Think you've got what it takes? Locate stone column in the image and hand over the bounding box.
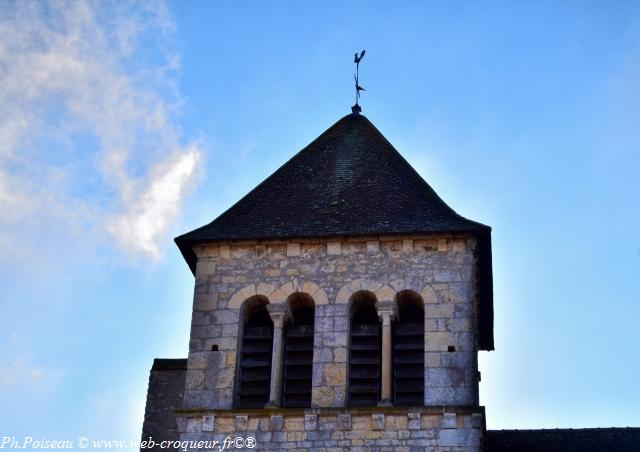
[375,300,397,407]
[266,303,291,408]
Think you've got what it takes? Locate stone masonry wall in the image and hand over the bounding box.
[141,359,187,449]
[183,234,479,411]
[176,407,484,451]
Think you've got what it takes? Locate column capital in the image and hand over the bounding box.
[375,300,397,325]
[267,303,292,328]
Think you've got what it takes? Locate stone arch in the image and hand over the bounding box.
[228,283,276,309]
[228,280,329,309]
[389,278,424,298]
[239,294,272,326]
[394,289,425,308]
[274,280,328,305]
[336,279,395,304]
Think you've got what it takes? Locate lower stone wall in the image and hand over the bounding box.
[141,359,188,450]
[175,407,485,451]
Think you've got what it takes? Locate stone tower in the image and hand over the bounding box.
[142,110,494,451]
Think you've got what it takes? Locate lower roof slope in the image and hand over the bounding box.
[176,112,494,349]
[487,428,640,452]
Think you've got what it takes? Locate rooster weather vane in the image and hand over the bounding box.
[352,49,366,113]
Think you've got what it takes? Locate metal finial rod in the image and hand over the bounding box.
[353,49,366,109]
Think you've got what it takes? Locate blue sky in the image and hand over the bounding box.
[1,0,639,445]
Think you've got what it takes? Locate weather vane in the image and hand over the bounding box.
[352,49,366,113]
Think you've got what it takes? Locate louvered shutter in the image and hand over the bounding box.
[236,325,273,408]
[348,323,381,406]
[393,322,424,405]
[282,324,313,407]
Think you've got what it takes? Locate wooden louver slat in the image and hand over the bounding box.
[349,323,381,406]
[236,325,273,408]
[282,324,313,407]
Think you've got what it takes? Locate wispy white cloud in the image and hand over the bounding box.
[0,0,202,260]
[107,146,201,258]
[0,334,63,393]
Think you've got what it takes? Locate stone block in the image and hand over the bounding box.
[426,331,456,351]
[221,323,239,337]
[286,242,301,256]
[186,417,201,433]
[333,347,347,362]
[333,316,348,332]
[185,369,207,390]
[312,386,334,407]
[437,429,480,447]
[338,414,352,430]
[425,319,438,332]
[225,351,236,367]
[386,415,407,430]
[235,415,248,431]
[187,351,211,370]
[313,347,333,363]
[351,415,370,431]
[372,414,385,430]
[442,413,457,429]
[318,416,338,431]
[214,310,238,325]
[316,316,333,332]
[255,431,271,442]
[426,367,465,387]
[333,386,346,405]
[324,304,347,317]
[202,415,215,432]
[193,293,217,311]
[323,332,348,347]
[440,351,474,369]
[287,431,305,442]
[304,414,318,430]
[407,413,421,430]
[327,242,342,255]
[425,352,441,367]
[283,416,304,431]
[375,285,395,302]
[214,416,234,433]
[447,317,472,332]
[269,415,283,431]
[425,304,454,319]
[271,431,286,442]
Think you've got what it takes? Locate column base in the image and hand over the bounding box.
[265,401,281,408]
[377,399,393,407]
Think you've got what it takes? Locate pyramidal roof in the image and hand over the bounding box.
[176,112,494,349]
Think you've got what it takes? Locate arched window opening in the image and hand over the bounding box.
[282,293,315,408]
[236,296,273,408]
[393,290,424,406]
[348,291,381,407]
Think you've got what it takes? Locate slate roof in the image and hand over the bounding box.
[151,358,188,371]
[175,111,494,349]
[487,428,640,452]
